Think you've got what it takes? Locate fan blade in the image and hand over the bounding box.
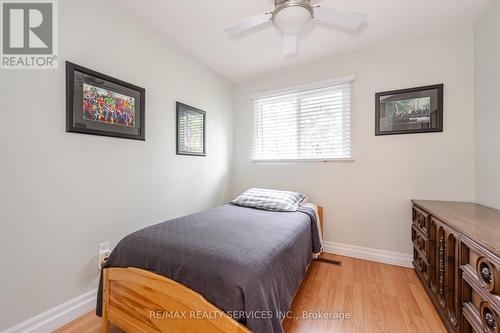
[224,12,272,36]
[314,6,366,30]
[283,33,297,56]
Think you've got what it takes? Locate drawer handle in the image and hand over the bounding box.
[480,302,498,333]
[419,215,425,228]
[415,255,423,270]
[413,209,427,231]
[486,312,495,330]
[481,265,492,284]
[477,257,498,294]
[414,235,422,250]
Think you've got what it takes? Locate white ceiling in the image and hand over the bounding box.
[114,0,492,83]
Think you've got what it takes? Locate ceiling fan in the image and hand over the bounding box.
[224,0,366,56]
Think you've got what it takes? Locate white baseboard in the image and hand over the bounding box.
[2,289,97,333]
[323,241,413,268]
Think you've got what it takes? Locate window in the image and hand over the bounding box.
[252,78,353,161]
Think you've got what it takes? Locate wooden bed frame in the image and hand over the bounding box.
[102,206,323,333]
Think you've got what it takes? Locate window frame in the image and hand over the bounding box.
[251,76,355,163]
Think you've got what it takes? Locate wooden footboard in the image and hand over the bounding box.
[102,268,251,333]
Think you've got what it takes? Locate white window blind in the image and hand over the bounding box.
[253,79,353,161]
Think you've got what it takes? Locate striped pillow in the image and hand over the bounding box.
[231,188,306,212]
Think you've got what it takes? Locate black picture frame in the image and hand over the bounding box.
[66,61,146,140]
[176,102,206,156]
[375,84,443,136]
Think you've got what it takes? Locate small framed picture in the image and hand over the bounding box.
[375,84,443,136]
[176,102,206,156]
[66,62,145,140]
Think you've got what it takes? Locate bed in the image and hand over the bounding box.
[97,203,323,333]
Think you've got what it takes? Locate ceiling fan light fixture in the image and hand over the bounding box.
[224,0,366,57]
[272,1,313,33]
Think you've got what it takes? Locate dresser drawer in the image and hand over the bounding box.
[413,205,430,236]
[414,247,430,282]
[412,224,430,260]
[461,237,500,300]
[462,302,487,333]
[462,270,500,333]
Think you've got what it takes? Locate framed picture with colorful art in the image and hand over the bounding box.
[176,102,206,156]
[66,62,145,140]
[375,84,443,136]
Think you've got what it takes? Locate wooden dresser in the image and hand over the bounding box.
[411,200,500,333]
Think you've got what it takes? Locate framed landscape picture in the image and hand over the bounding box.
[176,102,206,156]
[375,84,443,136]
[66,62,145,140]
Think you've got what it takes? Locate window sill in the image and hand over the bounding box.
[251,158,354,163]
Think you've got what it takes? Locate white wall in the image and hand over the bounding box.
[233,29,475,255]
[475,0,500,210]
[0,0,233,330]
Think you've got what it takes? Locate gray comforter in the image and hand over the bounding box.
[96,204,321,333]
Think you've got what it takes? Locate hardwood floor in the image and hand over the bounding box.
[55,254,446,333]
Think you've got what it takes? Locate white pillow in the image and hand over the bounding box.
[231,188,306,212]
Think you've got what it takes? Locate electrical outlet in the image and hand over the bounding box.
[98,242,112,270]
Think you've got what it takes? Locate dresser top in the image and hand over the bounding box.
[412,200,500,255]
